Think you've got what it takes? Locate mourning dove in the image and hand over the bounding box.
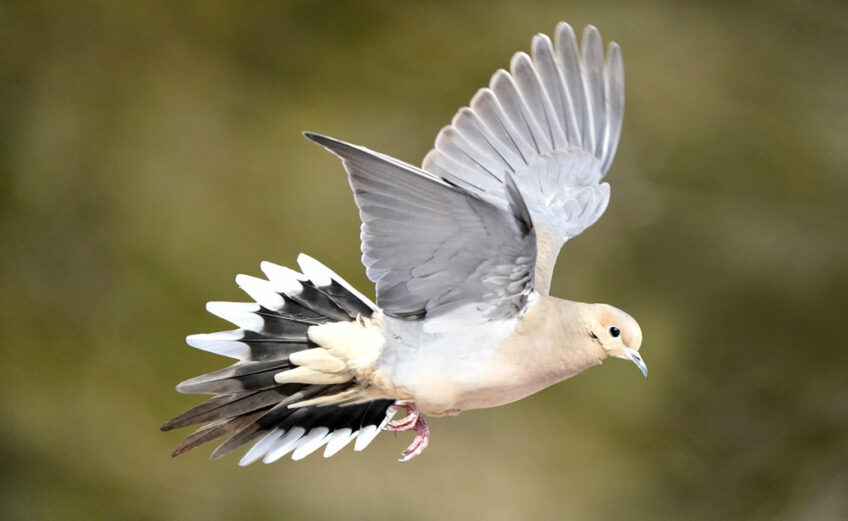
[162,21,646,464]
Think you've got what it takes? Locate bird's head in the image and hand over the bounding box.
[588,303,646,377]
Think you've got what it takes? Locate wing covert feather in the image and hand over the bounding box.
[305,133,535,321]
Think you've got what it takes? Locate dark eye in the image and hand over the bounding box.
[609,326,621,338]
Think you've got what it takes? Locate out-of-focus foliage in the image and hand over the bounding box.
[1,1,846,520]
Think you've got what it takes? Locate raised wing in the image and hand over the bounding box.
[421,23,624,293]
[305,133,535,322]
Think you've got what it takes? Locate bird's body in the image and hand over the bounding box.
[163,21,647,464]
[308,294,610,417]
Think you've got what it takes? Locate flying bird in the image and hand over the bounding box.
[162,21,646,464]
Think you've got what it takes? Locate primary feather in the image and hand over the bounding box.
[422,23,624,292]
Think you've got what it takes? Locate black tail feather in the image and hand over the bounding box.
[161,389,289,431]
[171,411,267,457]
[175,359,295,395]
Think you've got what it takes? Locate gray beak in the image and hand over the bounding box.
[625,348,648,377]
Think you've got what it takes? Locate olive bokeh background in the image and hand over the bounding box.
[2,1,846,520]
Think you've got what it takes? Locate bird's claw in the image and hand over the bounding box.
[383,404,430,462]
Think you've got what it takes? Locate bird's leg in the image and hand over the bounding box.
[383,403,430,462]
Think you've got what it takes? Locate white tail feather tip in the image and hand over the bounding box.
[205,302,264,331]
[296,253,333,287]
[260,261,305,296]
[239,429,284,466]
[323,428,354,458]
[235,274,285,310]
[186,333,250,360]
[263,427,306,463]
[291,428,331,461]
[354,425,380,451]
[296,254,377,310]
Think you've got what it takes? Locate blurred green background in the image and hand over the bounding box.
[2,1,846,520]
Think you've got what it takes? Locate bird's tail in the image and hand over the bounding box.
[161,254,394,464]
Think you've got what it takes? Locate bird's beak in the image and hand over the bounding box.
[625,348,648,377]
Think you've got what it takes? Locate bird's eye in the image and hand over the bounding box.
[609,326,621,338]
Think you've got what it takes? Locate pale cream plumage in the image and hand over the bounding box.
[278,293,644,417]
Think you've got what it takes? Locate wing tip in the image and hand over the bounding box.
[303,131,349,154]
[489,68,511,89]
[531,33,555,59]
[509,51,533,71]
[302,131,327,144]
[606,41,624,72]
[583,24,601,40]
[469,87,494,107]
[555,20,574,34]
[555,21,578,47]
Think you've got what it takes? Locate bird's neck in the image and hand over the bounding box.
[503,294,607,382]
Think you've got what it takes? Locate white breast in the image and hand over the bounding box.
[374,313,523,415]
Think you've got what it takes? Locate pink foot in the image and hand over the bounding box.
[385,404,420,432]
[384,403,430,462]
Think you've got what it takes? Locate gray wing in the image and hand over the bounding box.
[305,133,536,321]
[421,23,624,293]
